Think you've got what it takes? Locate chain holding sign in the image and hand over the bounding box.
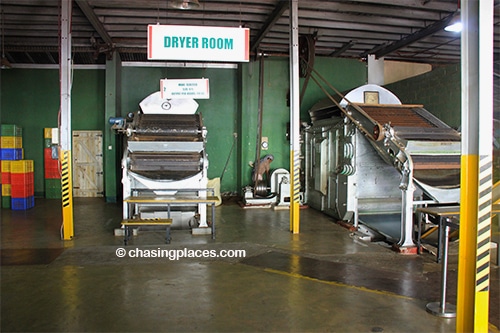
[160,78,210,99]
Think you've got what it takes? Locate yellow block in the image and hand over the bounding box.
[2,184,11,196]
[0,136,22,148]
[10,160,34,173]
[43,128,52,139]
[1,160,11,173]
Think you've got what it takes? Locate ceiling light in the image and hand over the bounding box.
[445,15,462,32]
[444,7,461,33]
[170,0,200,10]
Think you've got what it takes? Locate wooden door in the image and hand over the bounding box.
[72,131,103,197]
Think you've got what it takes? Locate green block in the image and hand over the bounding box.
[0,124,22,137]
[44,138,52,148]
[2,196,11,208]
[45,179,62,199]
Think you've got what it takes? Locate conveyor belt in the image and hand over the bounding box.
[349,104,461,188]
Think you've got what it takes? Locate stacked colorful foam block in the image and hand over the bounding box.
[44,128,61,199]
[0,124,23,161]
[0,124,35,210]
[1,160,11,208]
[11,160,35,210]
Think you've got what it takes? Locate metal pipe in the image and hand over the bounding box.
[425,217,456,318]
[254,55,265,190]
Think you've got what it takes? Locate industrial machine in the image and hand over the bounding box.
[242,167,291,208]
[305,84,461,251]
[111,91,210,232]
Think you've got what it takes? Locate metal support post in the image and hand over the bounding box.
[60,0,73,240]
[456,1,494,331]
[289,0,300,234]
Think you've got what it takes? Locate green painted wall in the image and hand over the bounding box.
[385,64,461,129]
[239,56,366,189]
[0,68,105,196]
[1,57,366,198]
[300,57,368,115]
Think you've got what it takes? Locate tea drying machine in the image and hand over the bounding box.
[111,92,210,233]
[305,84,461,252]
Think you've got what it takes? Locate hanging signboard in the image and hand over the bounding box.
[160,78,210,99]
[148,25,250,62]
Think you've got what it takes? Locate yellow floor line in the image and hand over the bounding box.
[262,267,500,332]
[263,267,413,300]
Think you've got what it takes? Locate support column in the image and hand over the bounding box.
[59,0,73,240]
[456,1,494,332]
[289,0,300,234]
[104,52,121,203]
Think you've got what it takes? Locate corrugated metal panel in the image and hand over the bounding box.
[2,0,498,66]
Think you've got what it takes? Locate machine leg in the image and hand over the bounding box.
[211,204,216,239]
[166,226,171,244]
[198,203,208,227]
[123,226,129,246]
[393,184,418,254]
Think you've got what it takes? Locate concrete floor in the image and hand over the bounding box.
[1,197,499,333]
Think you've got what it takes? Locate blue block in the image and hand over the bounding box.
[11,196,34,210]
[0,148,23,160]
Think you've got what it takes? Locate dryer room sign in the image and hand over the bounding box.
[148,25,250,62]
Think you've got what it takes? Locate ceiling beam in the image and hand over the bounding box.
[373,13,456,58]
[329,40,356,57]
[360,42,390,59]
[75,0,114,45]
[250,0,289,53]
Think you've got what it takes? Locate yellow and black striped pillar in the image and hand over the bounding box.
[289,0,300,234]
[290,150,300,234]
[59,0,73,241]
[456,1,493,332]
[60,150,74,240]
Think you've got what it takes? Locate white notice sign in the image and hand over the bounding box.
[148,25,249,62]
[160,78,210,99]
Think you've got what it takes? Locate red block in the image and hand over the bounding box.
[44,167,60,179]
[44,148,59,169]
[11,172,34,185]
[11,183,34,198]
[1,172,10,184]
